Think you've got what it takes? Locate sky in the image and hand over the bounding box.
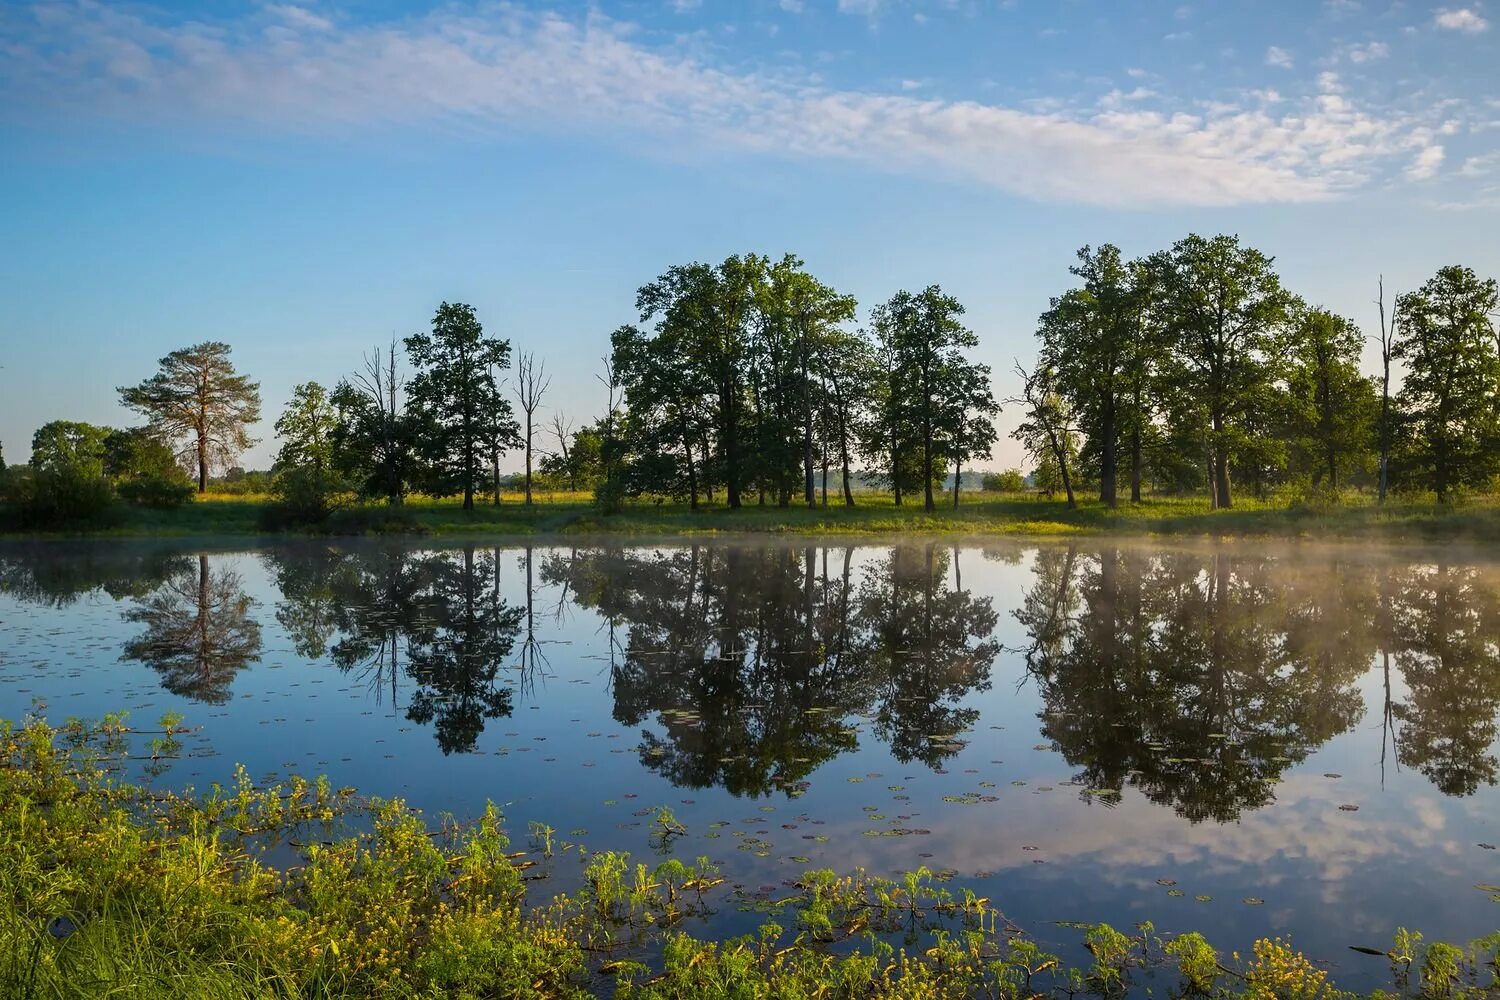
[1,0,1497,472]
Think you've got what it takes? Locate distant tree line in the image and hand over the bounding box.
[3,236,1496,528]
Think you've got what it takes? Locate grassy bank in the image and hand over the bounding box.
[3,713,1495,1000]
[8,489,1500,543]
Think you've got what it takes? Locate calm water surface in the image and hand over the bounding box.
[2,538,1498,986]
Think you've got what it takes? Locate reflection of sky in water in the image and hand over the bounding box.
[2,539,1499,990]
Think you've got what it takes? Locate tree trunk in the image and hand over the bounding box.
[685,438,699,512]
[952,455,961,509]
[922,409,935,513]
[524,410,533,505]
[1211,409,1231,508]
[724,378,741,509]
[832,377,855,507]
[1050,431,1077,510]
[821,450,829,507]
[1129,427,1142,504]
[1099,401,1117,507]
[197,433,208,493]
[892,433,902,507]
[802,350,815,509]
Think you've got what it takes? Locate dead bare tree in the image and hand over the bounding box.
[1375,277,1401,505]
[342,337,406,506]
[550,413,576,491]
[1008,361,1078,510]
[513,353,551,505]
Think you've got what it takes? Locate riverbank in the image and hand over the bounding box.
[2,714,1480,1000]
[6,490,1500,543]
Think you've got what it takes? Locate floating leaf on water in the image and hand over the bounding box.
[1167,889,1185,897]
[1338,804,1360,812]
[1475,884,1500,893]
[1479,844,1497,850]
[1349,946,1388,957]
[1323,773,1343,779]
[1194,895,1212,903]
[1243,897,1265,905]
[1156,879,1177,887]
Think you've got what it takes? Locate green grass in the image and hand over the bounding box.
[9,488,1500,543]
[5,712,1497,999]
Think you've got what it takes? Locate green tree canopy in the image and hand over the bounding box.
[404,303,518,510]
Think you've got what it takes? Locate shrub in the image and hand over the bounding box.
[116,471,194,508]
[983,469,1026,492]
[0,466,116,529]
[262,466,350,530]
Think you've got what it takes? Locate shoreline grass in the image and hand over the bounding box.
[7,490,1500,545]
[4,712,1496,999]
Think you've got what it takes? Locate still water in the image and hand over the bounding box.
[2,538,1498,984]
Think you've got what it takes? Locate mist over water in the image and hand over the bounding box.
[3,538,1498,987]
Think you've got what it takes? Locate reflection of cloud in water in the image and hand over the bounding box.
[799,774,1468,930]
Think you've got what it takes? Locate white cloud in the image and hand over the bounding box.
[778,0,806,11]
[264,5,334,33]
[1458,150,1500,176]
[0,3,1468,208]
[669,0,702,12]
[1407,144,1446,178]
[1266,45,1295,68]
[1345,40,1390,62]
[1433,7,1490,32]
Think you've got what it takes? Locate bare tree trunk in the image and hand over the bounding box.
[515,353,550,507]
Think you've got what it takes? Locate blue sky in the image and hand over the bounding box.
[2,0,1497,471]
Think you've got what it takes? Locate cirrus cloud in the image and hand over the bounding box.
[0,1,1468,207]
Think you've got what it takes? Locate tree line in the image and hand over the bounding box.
[2,235,1497,527]
[1018,237,1500,508]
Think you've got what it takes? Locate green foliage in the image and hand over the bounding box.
[29,420,112,477]
[1392,266,1500,502]
[275,381,338,475]
[1165,931,1221,994]
[404,302,518,509]
[0,465,117,529]
[106,428,194,507]
[982,468,1026,492]
[5,713,1500,1000]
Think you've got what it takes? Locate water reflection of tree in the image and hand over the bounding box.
[404,547,523,754]
[265,544,522,754]
[855,544,1000,767]
[0,542,193,607]
[544,543,1000,796]
[1017,548,1371,822]
[1389,562,1500,795]
[120,555,262,704]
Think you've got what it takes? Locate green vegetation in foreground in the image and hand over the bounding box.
[10,489,1500,543]
[5,714,1500,999]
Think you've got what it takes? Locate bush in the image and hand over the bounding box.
[116,471,194,509]
[982,469,1026,493]
[261,466,349,530]
[0,466,117,530]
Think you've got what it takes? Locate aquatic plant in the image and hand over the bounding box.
[3,712,1499,999]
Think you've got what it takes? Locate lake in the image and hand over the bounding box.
[2,537,1498,987]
